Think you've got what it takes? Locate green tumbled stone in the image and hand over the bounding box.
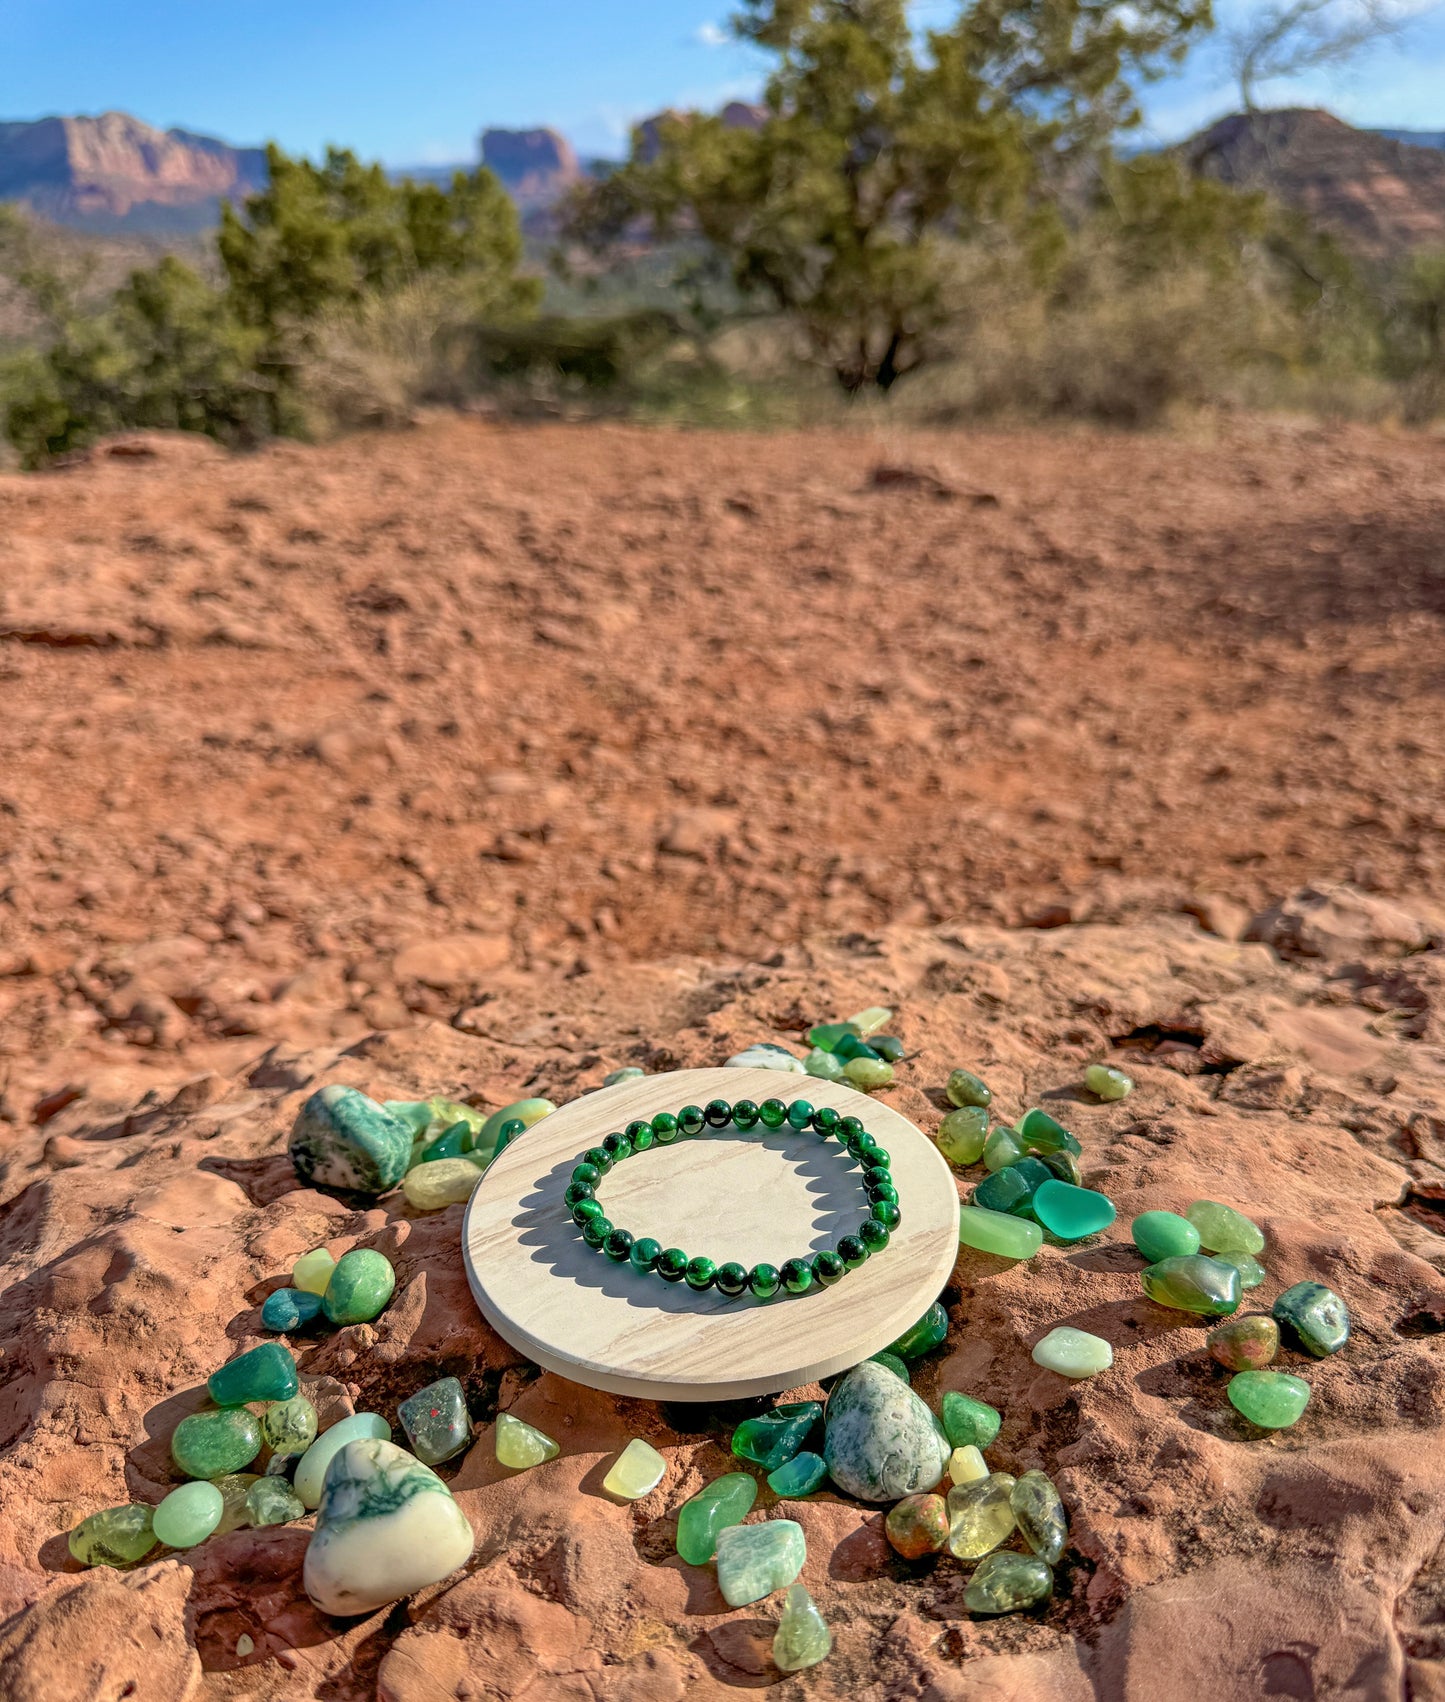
[834,1033,882,1063]
[808,1021,860,1052]
[732,1401,822,1471]
[869,1350,910,1382]
[1273,1281,1350,1358]
[843,1057,894,1089]
[1032,1326,1113,1378]
[1085,1064,1133,1101]
[847,1005,892,1037]
[947,1471,1017,1559]
[716,1261,750,1298]
[937,1106,989,1167]
[1187,1200,1266,1256]
[685,1256,717,1291]
[294,1411,391,1509]
[212,1472,260,1535]
[715,1519,806,1607]
[1228,1369,1311,1429]
[959,1206,1043,1261]
[492,1118,528,1156]
[676,1471,757,1564]
[1208,1314,1280,1372]
[207,1342,298,1408]
[759,1098,788,1129]
[477,1097,555,1157]
[870,1035,905,1063]
[657,1247,689,1282]
[323,1248,396,1325]
[964,1551,1053,1615]
[1141,1254,1242,1317]
[973,1157,1051,1217]
[982,1127,1024,1172]
[1011,1469,1068,1564]
[804,1047,847,1081]
[418,1120,474,1164]
[495,1411,561,1469]
[941,1391,1001,1450]
[947,1069,992,1109]
[780,1257,813,1295]
[888,1301,949,1360]
[398,1376,471,1466]
[69,1504,156,1568]
[767,1450,828,1498]
[261,1288,323,1332]
[153,1481,224,1549]
[245,1477,306,1528]
[1216,1249,1266,1290]
[603,1066,646,1086]
[262,1395,319,1460]
[172,1408,262,1480]
[1031,1179,1117,1242]
[1131,1210,1201,1263]
[749,1262,781,1299]
[1017,1108,1082,1157]
[289,1085,413,1195]
[773,1584,832,1672]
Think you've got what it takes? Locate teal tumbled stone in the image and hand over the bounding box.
[732,1401,822,1471]
[1131,1210,1201,1264]
[1031,1179,1117,1242]
[1273,1281,1350,1358]
[715,1519,806,1607]
[418,1121,474,1164]
[261,1288,323,1333]
[887,1301,949,1360]
[207,1342,298,1408]
[322,1248,396,1325]
[288,1085,412,1194]
[1228,1369,1311,1429]
[172,1408,262,1479]
[973,1158,1051,1217]
[676,1472,757,1564]
[768,1451,828,1497]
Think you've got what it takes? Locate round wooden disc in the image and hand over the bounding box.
[462,1067,961,1401]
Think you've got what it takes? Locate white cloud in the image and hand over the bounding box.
[695,21,731,48]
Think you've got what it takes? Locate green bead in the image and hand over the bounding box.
[732,1099,760,1130]
[964,1551,1053,1614]
[862,1149,891,1173]
[584,1146,613,1174]
[1228,1369,1311,1429]
[838,1114,865,1143]
[937,1106,989,1166]
[323,1248,396,1325]
[603,1132,633,1161]
[678,1104,706,1136]
[947,1069,992,1109]
[207,1342,298,1407]
[398,1376,471,1465]
[982,1127,1024,1172]
[749,1262,781,1299]
[1131,1210,1201,1263]
[629,1121,655,1152]
[582,1215,612,1248]
[958,1205,1043,1261]
[811,1106,841,1135]
[172,1408,262,1479]
[1030,1179,1117,1242]
[812,1251,846,1286]
[1187,1200,1266,1256]
[1086,1064,1133,1101]
[631,1237,663,1273]
[69,1504,156,1568]
[843,1057,894,1089]
[651,1111,679,1142]
[572,1197,605,1227]
[786,1099,815,1130]
[1011,1470,1067,1564]
[716,1261,750,1297]
[804,1048,846,1081]
[564,1180,595,1208]
[941,1391,1001,1449]
[867,1177,898,1204]
[152,1482,224,1549]
[262,1394,319,1459]
[676,1472,757,1564]
[1140,1254,1242,1317]
[657,1247,689,1282]
[245,1478,306,1528]
[625,1119,652,1144]
[873,1201,901,1229]
[759,1098,788,1129]
[888,1300,948,1359]
[780,1256,813,1295]
[768,1451,828,1497]
[572,1162,602,1188]
[1017,1108,1081,1156]
[869,1350,910,1382]
[685,1255,717,1290]
[705,1098,733,1127]
[973,1157,1050,1217]
[1272,1281,1350,1357]
[418,1120,474,1164]
[836,1234,869,1270]
[731,1400,822,1470]
[1216,1249,1267,1290]
[808,1021,860,1052]
[604,1228,635,1262]
[859,1218,890,1252]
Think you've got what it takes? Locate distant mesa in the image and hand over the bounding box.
[480,127,581,210]
[635,101,768,163]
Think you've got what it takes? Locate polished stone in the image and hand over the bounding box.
[868,1350,910,1382]
[295,1412,392,1509]
[948,1445,988,1486]
[973,1157,1052,1216]
[1085,1064,1133,1101]
[823,1363,949,1502]
[403,1157,481,1210]
[773,1584,832,1672]
[936,1106,989,1166]
[69,1505,156,1568]
[677,1472,757,1563]
[941,1392,1002,1450]
[261,1288,324,1332]
[981,1127,1024,1172]
[207,1342,297,1408]
[263,1395,319,1461]
[732,1401,822,1471]
[1032,1327,1113,1378]
[1208,1314,1280,1372]
[947,1472,1017,1559]
[322,1249,396,1326]
[152,1482,224,1549]
[964,1551,1053,1614]
[603,1438,667,1499]
[1017,1108,1081,1156]
[1011,1470,1068,1564]
[172,1409,262,1480]
[289,1085,413,1194]
[888,1301,949,1360]
[1216,1249,1267,1290]
[958,1206,1043,1261]
[1131,1210,1201,1264]
[291,1247,337,1296]
[804,1047,847,1081]
[946,1069,992,1109]
[477,1097,556,1158]
[715,1519,806,1607]
[1031,1180,1117,1242]
[725,1043,806,1072]
[1187,1199,1266,1256]
[494,1411,561,1470]
[398,1377,471,1466]
[1140,1254,1242,1317]
[246,1477,307,1528]
[885,1493,950,1557]
[842,1056,894,1089]
[767,1452,828,1498]
[1229,1369,1311,1429]
[1273,1281,1350,1358]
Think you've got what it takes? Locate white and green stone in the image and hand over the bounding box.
[1031,1327,1113,1378]
[294,1412,392,1510]
[289,1085,413,1194]
[263,1395,319,1461]
[773,1584,832,1672]
[823,1361,949,1503]
[246,1477,307,1528]
[715,1519,806,1607]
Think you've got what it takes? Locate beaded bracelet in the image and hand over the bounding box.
[563,1096,901,1299]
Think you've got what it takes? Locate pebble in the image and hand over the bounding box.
[494,1411,561,1470]
[292,1247,337,1296]
[153,1482,224,1550]
[603,1067,646,1086]
[1017,1108,1081,1157]
[804,1047,846,1081]
[982,1127,1024,1172]
[973,1156,1052,1216]
[1141,1254,1242,1317]
[842,1056,894,1089]
[732,1401,822,1471]
[288,1085,413,1194]
[715,1519,806,1607]
[603,1438,667,1499]
[399,1377,471,1466]
[213,1473,261,1534]
[946,1069,992,1109]
[1208,1314,1280,1371]
[295,1412,392,1510]
[822,1361,949,1502]
[936,1106,989,1166]
[303,1438,476,1616]
[767,1451,828,1497]
[941,1392,1001,1450]
[1031,1179,1117,1242]
[958,1205,1043,1261]
[1011,1470,1068,1564]
[69,1505,156,1568]
[871,1035,906,1062]
[236,1635,255,1658]
[207,1342,298,1408]
[1187,1199,1266,1256]
[1228,1369,1311,1429]
[773,1584,832,1672]
[1131,1210,1201,1263]
[263,1395,319,1460]
[725,1044,805,1073]
[885,1493,950,1557]
[964,1551,1054,1614]
[676,1472,757,1563]
[403,1158,481,1211]
[1085,1064,1133,1101]
[261,1288,324,1332]
[947,1471,1016,1559]
[1273,1281,1350,1357]
[1216,1249,1267,1290]
[847,1006,893,1036]
[322,1248,396,1325]
[948,1445,988,1486]
[887,1301,949,1360]
[1032,1326,1113,1378]
[246,1478,306,1527]
[172,1408,262,1479]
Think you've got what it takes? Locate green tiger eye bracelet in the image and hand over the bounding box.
[565,1097,900,1299]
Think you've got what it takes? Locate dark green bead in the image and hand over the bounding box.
[839,1116,866,1143]
[854,1131,881,1158]
[571,1198,605,1226]
[582,1214,613,1248]
[631,1122,655,1152]
[604,1228,635,1262]
[584,1146,613,1174]
[495,1118,527,1155]
[678,1104,706,1137]
[864,1164,893,1190]
[871,1035,906,1062]
[732,1098,759,1130]
[873,1201,901,1228]
[867,1181,899,1207]
[657,1247,689,1282]
[630,1236,662,1273]
[780,1256,813,1295]
[749,1262,781,1299]
[685,1256,718,1291]
[564,1180,595,1208]
[812,1251,846,1286]
[625,1119,652,1145]
[602,1132,632,1162]
[645,1112,675,1145]
[786,1099,814,1131]
[837,1234,869,1270]
[572,1162,602,1189]
[716,1261,749,1297]
[759,1098,788,1129]
[859,1217,890,1252]
[863,1145,890,1169]
[705,1098,733,1128]
[811,1106,841,1135]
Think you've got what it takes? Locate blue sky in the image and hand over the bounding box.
[2,0,1442,164]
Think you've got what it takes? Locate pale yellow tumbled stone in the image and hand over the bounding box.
[946,1471,1017,1559]
[948,1445,989,1486]
[603,1438,666,1500]
[403,1158,481,1211]
[495,1412,560,1470]
[291,1248,336,1296]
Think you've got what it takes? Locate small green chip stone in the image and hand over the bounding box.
[153,1480,224,1547]
[888,1300,948,1360]
[1228,1369,1311,1430]
[1085,1064,1134,1101]
[1131,1210,1201,1263]
[1187,1199,1266,1256]
[959,1206,1043,1261]
[207,1341,298,1408]
[322,1248,396,1326]
[941,1391,1002,1450]
[1272,1281,1350,1357]
[1140,1254,1242,1317]
[676,1471,757,1564]
[947,1069,992,1109]
[773,1583,833,1672]
[768,1451,828,1498]
[171,1408,263,1480]
[69,1504,157,1568]
[937,1106,989,1166]
[1031,1179,1117,1242]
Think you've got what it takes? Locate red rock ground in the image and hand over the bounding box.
[1,419,1445,1700]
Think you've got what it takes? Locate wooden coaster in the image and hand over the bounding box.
[462,1067,961,1401]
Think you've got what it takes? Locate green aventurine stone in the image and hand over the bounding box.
[1217,1249,1267,1290]
[1273,1281,1350,1357]
[959,1206,1043,1261]
[676,1472,758,1564]
[964,1551,1054,1615]
[207,1342,298,1408]
[494,1411,561,1469]
[263,1395,319,1459]
[323,1248,396,1325]
[715,1519,807,1607]
[1228,1369,1311,1429]
[942,1392,1002,1450]
[288,1084,414,1194]
[152,1481,224,1548]
[947,1069,992,1109]
[1141,1254,1242,1316]
[732,1401,822,1471]
[1031,1179,1117,1242]
[1017,1108,1081,1157]
[773,1584,833,1673]
[804,1047,847,1081]
[768,1451,828,1498]
[1208,1314,1280,1372]
[399,1377,471,1466]
[1187,1200,1266,1256]
[937,1106,989,1167]
[888,1301,949,1360]
[1131,1210,1201,1264]
[1085,1064,1134,1101]
[973,1157,1051,1216]
[172,1408,263,1479]
[69,1504,157,1568]
[808,1021,861,1052]
[245,1477,306,1528]
[1011,1470,1068,1564]
[982,1127,1024,1172]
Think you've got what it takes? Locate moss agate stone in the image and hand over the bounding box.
[1031,1179,1117,1242]
[768,1451,827,1498]
[603,1438,667,1499]
[885,1493,950,1557]
[1229,1369,1311,1429]
[947,1472,1017,1559]
[172,1408,262,1480]
[958,1206,1043,1261]
[947,1069,992,1109]
[725,1044,805,1073]
[1011,1470,1068,1564]
[1032,1327,1113,1378]
[246,1477,306,1527]
[398,1377,471,1466]
[888,1301,949,1360]
[937,1106,989,1166]
[773,1584,832,1672]
[823,1362,949,1502]
[69,1504,156,1568]
[295,1412,392,1510]
[303,1438,476,1616]
[261,1288,324,1332]
[1131,1210,1201,1264]
[732,1401,822,1471]
[1085,1064,1133,1101]
[263,1395,319,1460]
[965,1551,1054,1614]
[1141,1254,1241,1317]
[289,1085,413,1194]
[1187,1200,1266,1256]
[292,1247,337,1296]
[1209,1314,1280,1371]
[494,1411,561,1470]
[207,1342,297,1408]
[941,1392,1002,1450]
[715,1519,806,1607]
[1273,1281,1350,1358]
[322,1249,396,1326]
[676,1472,757,1563]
